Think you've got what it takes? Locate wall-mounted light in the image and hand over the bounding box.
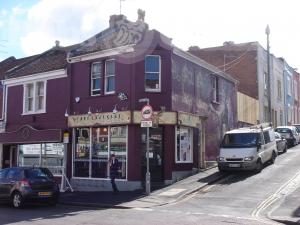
[75,97,80,103]
[88,107,92,115]
[112,105,118,114]
[64,109,69,117]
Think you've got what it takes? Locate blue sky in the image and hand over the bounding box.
[0,0,38,58]
[1,0,300,70]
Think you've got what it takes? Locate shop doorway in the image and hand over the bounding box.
[141,127,164,185]
[2,145,17,168]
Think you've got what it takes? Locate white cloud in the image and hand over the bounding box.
[0,21,3,28]
[7,0,300,70]
[12,5,27,16]
[1,9,8,16]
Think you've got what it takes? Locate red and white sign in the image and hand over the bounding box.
[141,104,153,120]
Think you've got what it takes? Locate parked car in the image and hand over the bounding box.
[0,167,59,208]
[217,123,277,173]
[275,126,300,147]
[293,124,300,134]
[275,132,287,153]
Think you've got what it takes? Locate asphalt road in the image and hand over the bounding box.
[2,145,300,225]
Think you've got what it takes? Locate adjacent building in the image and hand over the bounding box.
[188,41,298,126]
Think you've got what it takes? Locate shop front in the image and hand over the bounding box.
[68,110,206,192]
[0,125,65,177]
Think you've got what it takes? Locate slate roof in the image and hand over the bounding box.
[0,55,38,80]
[4,44,78,79]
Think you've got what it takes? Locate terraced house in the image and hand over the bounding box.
[0,12,237,191]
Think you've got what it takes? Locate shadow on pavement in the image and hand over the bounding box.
[0,203,105,225]
[273,219,300,225]
[198,163,273,185]
[59,190,145,207]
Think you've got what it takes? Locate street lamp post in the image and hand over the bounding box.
[266,25,272,123]
[139,98,151,195]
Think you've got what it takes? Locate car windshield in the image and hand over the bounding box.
[25,168,53,179]
[221,133,258,148]
[275,128,291,133]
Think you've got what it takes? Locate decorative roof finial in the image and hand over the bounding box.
[137,9,145,22]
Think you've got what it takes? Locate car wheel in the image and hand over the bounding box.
[270,151,276,164]
[11,192,24,209]
[283,144,287,153]
[255,159,263,173]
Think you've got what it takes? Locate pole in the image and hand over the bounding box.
[146,125,151,195]
[266,25,272,123]
[145,98,151,195]
[139,98,151,195]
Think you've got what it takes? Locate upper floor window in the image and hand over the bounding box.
[105,59,115,94]
[277,80,282,100]
[287,76,292,96]
[264,72,268,92]
[91,62,102,96]
[23,81,46,114]
[145,55,161,92]
[212,76,219,103]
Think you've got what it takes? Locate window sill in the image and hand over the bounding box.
[22,111,46,116]
[175,161,193,164]
[211,100,220,105]
[145,89,161,93]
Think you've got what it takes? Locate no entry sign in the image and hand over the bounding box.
[141,104,153,120]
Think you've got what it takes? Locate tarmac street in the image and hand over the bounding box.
[2,146,300,224]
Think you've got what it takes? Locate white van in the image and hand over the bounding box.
[217,123,277,172]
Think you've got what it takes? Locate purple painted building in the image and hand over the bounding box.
[65,14,237,191]
[0,13,237,191]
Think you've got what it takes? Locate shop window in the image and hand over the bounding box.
[92,127,109,178]
[176,126,193,163]
[105,59,115,94]
[18,143,64,176]
[73,126,127,179]
[91,62,102,96]
[23,81,46,114]
[110,126,127,179]
[145,55,161,92]
[74,128,90,177]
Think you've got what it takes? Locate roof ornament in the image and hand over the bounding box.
[55,40,60,47]
[137,9,145,22]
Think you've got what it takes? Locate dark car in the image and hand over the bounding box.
[0,167,59,208]
[275,132,287,153]
[275,126,299,147]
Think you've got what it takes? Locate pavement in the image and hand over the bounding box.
[59,166,226,209]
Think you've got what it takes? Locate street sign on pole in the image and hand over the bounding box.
[141,120,153,127]
[139,99,152,195]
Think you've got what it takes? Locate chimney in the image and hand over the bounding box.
[109,15,127,28]
[55,40,60,47]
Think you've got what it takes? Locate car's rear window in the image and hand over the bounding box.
[275,128,291,133]
[25,168,53,179]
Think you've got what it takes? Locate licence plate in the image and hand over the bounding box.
[38,192,52,197]
[228,164,240,168]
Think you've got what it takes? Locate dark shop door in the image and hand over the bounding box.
[141,127,164,184]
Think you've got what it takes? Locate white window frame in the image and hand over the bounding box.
[23,80,46,115]
[175,126,193,164]
[104,59,116,95]
[91,62,102,96]
[145,55,161,92]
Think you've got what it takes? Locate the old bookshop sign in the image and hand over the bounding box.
[68,111,131,127]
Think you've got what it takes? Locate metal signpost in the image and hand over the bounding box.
[139,98,153,195]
